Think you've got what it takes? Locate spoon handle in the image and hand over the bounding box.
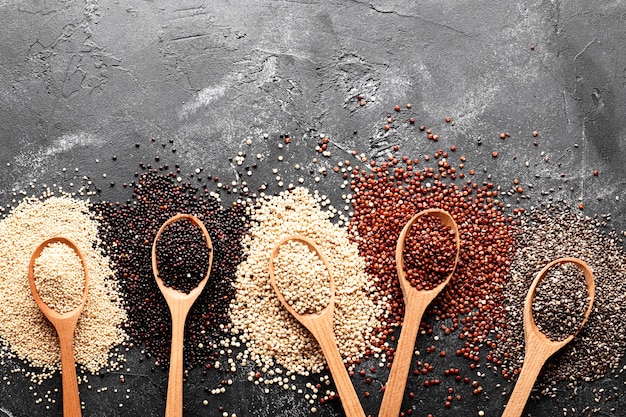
[165,311,187,417]
[378,298,427,417]
[501,346,548,417]
[316,329,365,417]
[58,323,82,417]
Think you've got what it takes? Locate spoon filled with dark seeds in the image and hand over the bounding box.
[532,262,590,342]
[155,216,212,294]
[379,209,460,417]
[402,213,458,291]
[502,258,594,417]
[152,214,213,417]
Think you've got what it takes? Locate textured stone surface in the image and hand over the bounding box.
[0,1,625,416]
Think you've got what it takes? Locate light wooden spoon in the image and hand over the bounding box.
[502,257,594,417]
[152,213,213,417]
[28,237,89,417]
[379,208,460,417]
[269,235,365,417]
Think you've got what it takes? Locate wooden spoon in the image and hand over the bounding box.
[269,235,365,417]
[501,257,594,417]
[379,209,460,417]
[152,214,213,417]
[28,237,89,417]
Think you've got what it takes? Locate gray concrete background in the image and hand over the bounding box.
[0,1,625,416]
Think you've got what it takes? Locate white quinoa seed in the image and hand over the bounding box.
[272,240,331,315]
[0,196,127,382]
[33,242,86,314]
[230,187,383,376]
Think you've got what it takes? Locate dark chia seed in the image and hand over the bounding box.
[495,203,626,385]
[95,170,247,370]
[531,262,589,342]
[155,218,211,294]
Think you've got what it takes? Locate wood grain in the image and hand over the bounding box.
[152,214,213,417]
[378,209,460,417]
[501,257,594,417]
[269,235,365,417]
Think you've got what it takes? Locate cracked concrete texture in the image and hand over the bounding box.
[0,0,625,416]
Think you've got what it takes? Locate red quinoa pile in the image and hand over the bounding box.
[402,213,458,291]
[347,154,514,367]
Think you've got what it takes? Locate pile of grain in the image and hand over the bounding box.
[495,204,626,385]
[230,187,383,375]
[0,196,127,381]
[33,241,86,314]
[96,171,247,370]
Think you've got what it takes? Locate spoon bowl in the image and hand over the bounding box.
[269,235,364,417]
[379,209,460,417]
[28,237,89,417]
[502,257,594,417]
[152,213,213,417]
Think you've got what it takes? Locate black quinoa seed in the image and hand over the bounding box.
[95,171,248,370]
[155,218,211,294]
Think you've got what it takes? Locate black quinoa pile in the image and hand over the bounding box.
[95,170,248,370]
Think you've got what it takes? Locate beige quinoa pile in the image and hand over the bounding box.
[230,187,383,376]
[272,239,332,315]
[0,196,127,382]
[33,241,86,315]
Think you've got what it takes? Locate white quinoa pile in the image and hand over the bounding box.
[33,242,86,314]
[230,187,383,376]
[272,239,332,315]
[0,196,127,381]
